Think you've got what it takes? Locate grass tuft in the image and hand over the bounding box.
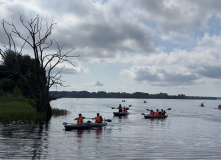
[51,108,70,117]
[0,96,69,122]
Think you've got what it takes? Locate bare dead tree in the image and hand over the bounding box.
[0,14,78,119]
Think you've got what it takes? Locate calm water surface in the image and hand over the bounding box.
[1,98,221,159]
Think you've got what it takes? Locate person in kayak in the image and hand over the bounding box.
[150,110,154,115]
[75,114,84,124]
[123,107,127,112]
[161,109,166,115]
[117,104,123,112]
[95,113,103,123]
[155,109,160,115]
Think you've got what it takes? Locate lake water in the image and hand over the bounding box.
[1,98,221,159]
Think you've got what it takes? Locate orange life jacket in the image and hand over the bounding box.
[118,106,122,109]
[161,111,165,115]
[96,116,102,123]
[77,117,83,124]
[150,111,154,115]
[123,108,127,112]
[156,111,160,115]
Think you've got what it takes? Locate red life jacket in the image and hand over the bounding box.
[77,117,83,124]
[96,116,102,123]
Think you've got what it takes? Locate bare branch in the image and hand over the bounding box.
[0,14,78,116]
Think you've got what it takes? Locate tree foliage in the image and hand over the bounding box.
[0,14,77,119]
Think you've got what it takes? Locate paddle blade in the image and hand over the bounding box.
[105,119,112,122]
[146,109,150,111]
[126,107,129,110]
[141,113,145,115]
[62,122,68,125]
[167,108,171,110]
[111,107,115,109]
[128,105,132,107]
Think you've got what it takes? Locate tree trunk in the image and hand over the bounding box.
[35,93,52,120]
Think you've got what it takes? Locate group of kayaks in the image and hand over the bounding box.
[63,104,169,130]
[200,103,221,109]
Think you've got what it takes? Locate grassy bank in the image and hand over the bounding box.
[0,96,69,122]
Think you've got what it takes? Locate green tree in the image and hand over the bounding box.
[13,86,22,98]
[0,15,77,120]
[0,78,16,94]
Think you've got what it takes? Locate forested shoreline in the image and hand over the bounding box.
[50,91,218,100]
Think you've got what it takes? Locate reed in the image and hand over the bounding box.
[0,96,69,122]
[51,108,70,117]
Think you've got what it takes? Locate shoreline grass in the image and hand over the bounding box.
[0,96,69,122]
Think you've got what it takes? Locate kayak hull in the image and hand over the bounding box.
[113,112,129,116]
[64,122,107,130]
[144,114,168,119]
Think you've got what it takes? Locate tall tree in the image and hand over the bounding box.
[0,15,77,120]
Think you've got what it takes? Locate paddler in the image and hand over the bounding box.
[155,109,160,115]
[74,113,84,124]
[150,110,154,115]
[123,107,127,112]
[161,109,166,115]
[117,104,123,112]
[95,113,103,123]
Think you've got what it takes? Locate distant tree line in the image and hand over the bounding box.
[50,91,217,99]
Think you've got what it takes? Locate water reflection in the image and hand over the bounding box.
[69,127,104,139]
[113,115,128,120]
[95,127,102,137]
[76,130,83,138]
[144,118,167,129]
[0,120,49,159]
[118,115,128,119]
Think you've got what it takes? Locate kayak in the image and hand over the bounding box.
[144,114,168,119]
[64,121,107,130]
[113,112,129,116]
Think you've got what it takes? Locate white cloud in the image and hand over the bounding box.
[120,33,221,87]
[94,81,104,86]
[1,0,221,96]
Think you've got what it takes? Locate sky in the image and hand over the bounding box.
[0,0,221,97]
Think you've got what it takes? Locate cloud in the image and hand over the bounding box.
[51,64,89,75]
[93,81,104,86]
[83,81,104,88]
[120,33,221,87]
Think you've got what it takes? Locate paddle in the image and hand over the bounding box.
[104,119,112,122]
[62,122,70,125]
[111,107,129,110]
[84,117,112,122]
